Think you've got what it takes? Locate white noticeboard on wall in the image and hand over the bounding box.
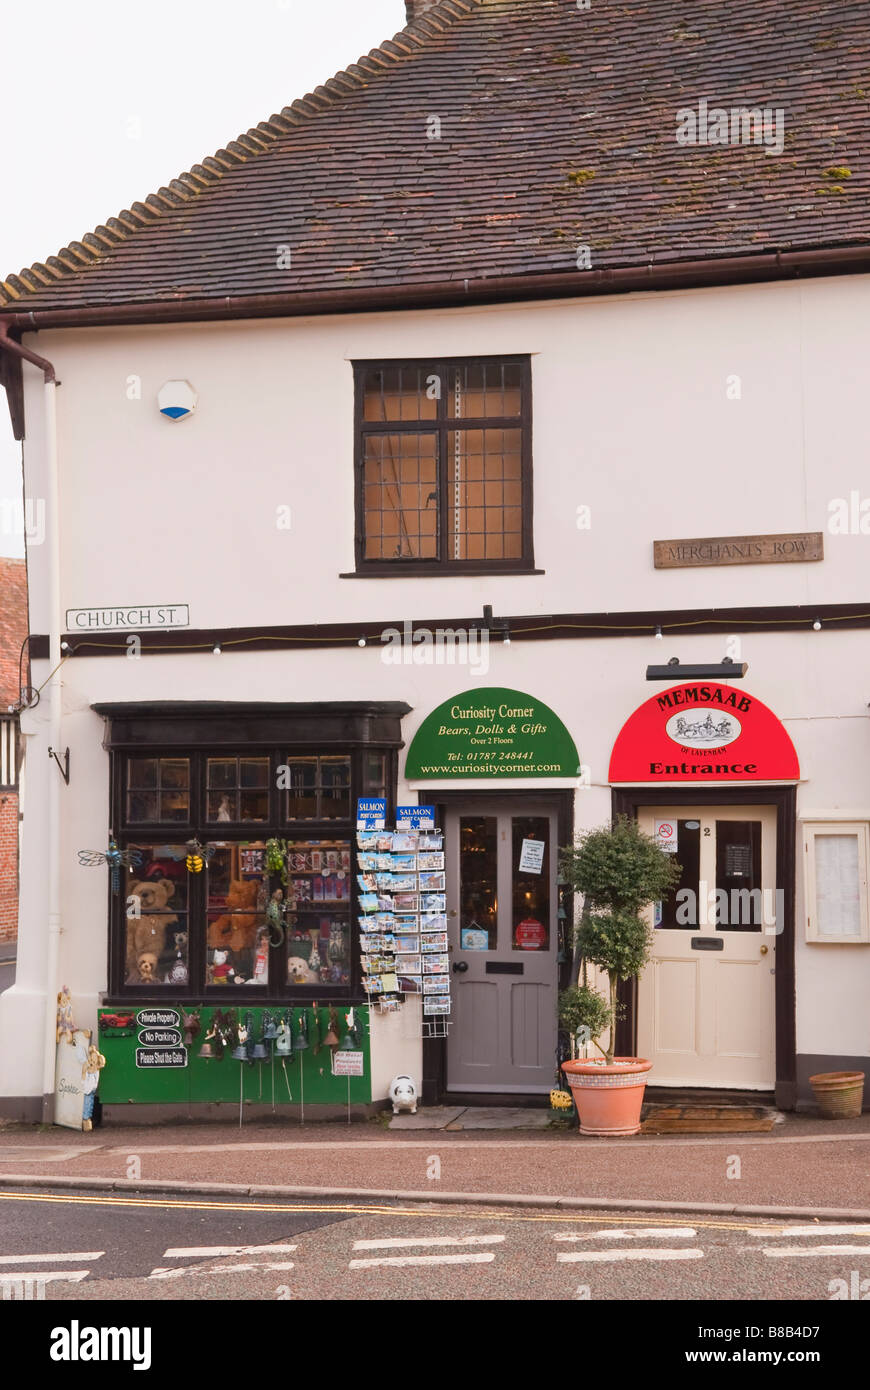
[654,819,678,854]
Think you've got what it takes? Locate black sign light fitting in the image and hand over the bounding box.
[645,657,748,682]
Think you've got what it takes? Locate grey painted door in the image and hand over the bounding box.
[446,800,558,1093]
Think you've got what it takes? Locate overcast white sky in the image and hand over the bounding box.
[0,0,402,557]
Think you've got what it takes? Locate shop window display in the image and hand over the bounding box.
[112,743,392,997]
[207,842,270,985]
[284,840,352,986]
[124,847,189,985]
[284,756,351,821]
[126,758,190,824]
[206,757,269,823]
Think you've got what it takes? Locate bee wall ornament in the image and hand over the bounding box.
[78,839,143,893]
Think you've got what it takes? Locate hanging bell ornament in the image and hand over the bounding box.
[232,1013,251,1062]
[349,1007,365,1049]
[251,1039,269,1062]
[294,1008,310,1052]
[310,1002,322,1055]
[338,1011,355,1051]
[323,1005,340,1049]
[274,1010,294,1057]
[198,1028,217,1060]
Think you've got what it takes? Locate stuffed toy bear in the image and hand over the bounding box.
[207,879,261,953]
[134,950,160,985]
[126,878,178,983]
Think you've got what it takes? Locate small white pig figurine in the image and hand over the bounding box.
[389,1074,418,1115]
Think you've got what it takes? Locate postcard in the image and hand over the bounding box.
[393,893,419,912]
[417,834,443,850]
[394,915,420,933]
[395,936,420,954]
[419,871,446,892]
[398,975,423,994]
[356,833,378,851]
[358,893,379,915]
[391,833,419,852]
[391,853,417,872]
[396,955,422,974]
[420,913,447,932]
[417,852,445,871]
[423,976,451,994]
[423,954,449,974]
[357,873,377,891]
[420,893,446,913]
[424,997,452,1015]
[421,932,448,952]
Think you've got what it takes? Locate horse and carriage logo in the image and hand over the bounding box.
[665,710,742,748]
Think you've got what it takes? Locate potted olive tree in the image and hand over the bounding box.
[559,816,680,1136]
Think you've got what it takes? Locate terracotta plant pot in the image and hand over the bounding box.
[562,1057,652,1136]
[808,1070,865,1120]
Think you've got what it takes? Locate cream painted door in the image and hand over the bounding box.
[445,802,558,1093]
[637,806,777,1089]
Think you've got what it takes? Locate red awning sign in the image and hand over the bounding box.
[609,683,799,784]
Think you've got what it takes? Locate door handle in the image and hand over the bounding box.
[448,909,458,918]
[759,944,768,955]
[452,961,468,974]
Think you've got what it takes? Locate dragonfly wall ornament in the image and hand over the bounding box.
[77,839,144,893]
[149,839,217,873]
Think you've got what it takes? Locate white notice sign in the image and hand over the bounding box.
[519,838,545,874]
[654,819,678,854]
[331,1050,365,1077]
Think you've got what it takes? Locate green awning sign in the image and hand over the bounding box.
[405,687,580,780]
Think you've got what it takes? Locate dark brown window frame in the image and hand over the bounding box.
[351,354,536,576]
[96,701,408,1005]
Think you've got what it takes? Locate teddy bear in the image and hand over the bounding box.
[207,879,261,980]
[133,950,160,985]
[126,878,178,983]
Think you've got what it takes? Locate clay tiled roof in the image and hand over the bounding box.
[2,0,870,320]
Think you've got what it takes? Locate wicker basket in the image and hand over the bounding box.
[808,1070,865,1119]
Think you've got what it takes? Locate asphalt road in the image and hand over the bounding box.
[1,1186,869,1304]
[0,954,15,994]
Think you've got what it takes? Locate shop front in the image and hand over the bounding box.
[87,699,409,1119]
[403,688,579,1104]
[608,681,801,1107]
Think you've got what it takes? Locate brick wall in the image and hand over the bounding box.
[0,557,27,947]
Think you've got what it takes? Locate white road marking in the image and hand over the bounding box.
[149,1261,295,1279]
[0,1270,90,1282]
[554,1228,697,1242]
[352,1235,505,1250]
[748,1225,870,1239]
[350,1253,496,1269]
[0,1251,104,1264]
[163,1244,298,1257]
[0,1148,90,1163]
[557,1248,705,1264]
[758,1245,870,1259]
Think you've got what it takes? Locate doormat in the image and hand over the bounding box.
[640,1104,777,1134]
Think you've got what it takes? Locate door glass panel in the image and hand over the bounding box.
[459,816,497,950]
[512,816,550,951]
[716,820,762,931]
[658,820,700,927]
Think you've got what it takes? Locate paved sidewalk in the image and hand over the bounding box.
[1,1111,868,1217]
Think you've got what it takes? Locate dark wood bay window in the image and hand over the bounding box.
[352,356,534,575]
[95,701,408,1002]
